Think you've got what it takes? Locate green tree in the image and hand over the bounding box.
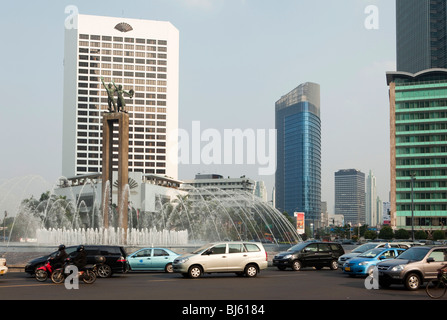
[433,230,446,240]
[364,230,377,240]
[395,228,410,240]
[415,230,427,240]
[378,226,394,240]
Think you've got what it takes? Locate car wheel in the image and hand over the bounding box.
[96,264,112,278]
[188,265,202,278]
[329,260,338,270]
[405,273,421,291]
[292,260,302,271]
[244,264,258,277]
[165,263,174,273]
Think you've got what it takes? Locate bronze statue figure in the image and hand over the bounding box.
[100,76,134,113]
[113,82,134,113]
[101,77,117,112]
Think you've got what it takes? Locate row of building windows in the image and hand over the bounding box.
[396,145,447,154]
[77,166,166,175]
[79,75,167,85]
[79,54,167,65]
[79,48,167,60]
[398,204,447,211]
[395,111,447,121]
[396,122,447,132]
[396,180,447,189]
[404,217,447,227]
[79,41,167,53]
[396,134,447,143]
[397,157,447,166]
[396,192,447,200]
[396,99,447,110]
[396,169,447,177]
[396,88,447,99]
[79,34,167,46]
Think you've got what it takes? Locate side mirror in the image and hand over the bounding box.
[427,257,435,263]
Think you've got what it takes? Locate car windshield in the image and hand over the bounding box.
[192,244,213,254]
[352,243,378,253]
[396,247,431,261]
[287,242,308,252]
[358,248,385,258]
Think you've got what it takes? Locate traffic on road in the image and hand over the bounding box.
[1,240,445,302]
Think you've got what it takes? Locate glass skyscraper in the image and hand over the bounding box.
[396,0,447,73]
[275,82,321,227]
[387,70,447,231]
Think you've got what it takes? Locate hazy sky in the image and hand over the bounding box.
[0,0,396,215]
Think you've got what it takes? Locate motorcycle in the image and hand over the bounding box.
[35,258,56,282]
[51,256,105,285]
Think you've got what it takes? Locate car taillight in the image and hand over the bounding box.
[265,251,268,261]
[117,256,126,262]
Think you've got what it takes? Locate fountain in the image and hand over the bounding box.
[2,175,301,247]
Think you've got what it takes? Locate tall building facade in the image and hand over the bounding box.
[366,170,378,227]
[62,14,179,179]
[275,82,321,227]
[387,69,447,230]
[334,169,365,225]
[396,0,447,73]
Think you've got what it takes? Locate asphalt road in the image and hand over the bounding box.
[0,267,434,301]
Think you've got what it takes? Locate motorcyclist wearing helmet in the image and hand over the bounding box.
[70,245,87,271]
[52,244,68,268]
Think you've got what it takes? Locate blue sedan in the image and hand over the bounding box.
[343,247,406,277]
[127,248,180,272]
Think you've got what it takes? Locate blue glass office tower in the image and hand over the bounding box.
[275,82,321,227]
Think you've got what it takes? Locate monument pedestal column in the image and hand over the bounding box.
[102,112,129,243]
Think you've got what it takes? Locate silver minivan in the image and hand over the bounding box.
[172,242,268,278]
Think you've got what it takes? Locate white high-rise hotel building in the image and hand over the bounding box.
[62,14,179,179]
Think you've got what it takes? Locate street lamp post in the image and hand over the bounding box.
[410,173,416,242]
[3,211,6,243]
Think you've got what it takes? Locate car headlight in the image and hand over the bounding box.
[391,265,405,272]
[358,261,370,266]
[283,254,292,259]
[176,257,189,264]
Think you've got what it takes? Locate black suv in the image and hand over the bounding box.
[273,241,345,271]
[25,245,128,278]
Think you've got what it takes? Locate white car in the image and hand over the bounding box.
[173,242,268,278]
[0,258,8,276]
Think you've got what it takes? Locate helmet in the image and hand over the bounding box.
[77,245,85,252]
[58,244,66,251]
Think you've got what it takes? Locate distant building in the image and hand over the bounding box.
[334,169,365,226]
[366,170,377,227]
[275,82,321,227]
[328,214,344,227]
[254,181,268,202]
[180,174,255,194]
